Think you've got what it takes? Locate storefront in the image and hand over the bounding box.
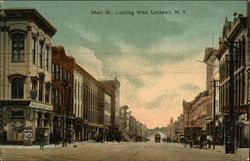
[0,101,53,144]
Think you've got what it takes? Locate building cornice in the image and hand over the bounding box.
[0,8,57,37]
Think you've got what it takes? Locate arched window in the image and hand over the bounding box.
[45,85,50,103]
[31,79,38,100]
[12,33,25,62]
[11,77,24,99]
[39,75,44,102]
[32,79,37,91]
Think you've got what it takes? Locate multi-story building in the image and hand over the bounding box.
[119,105,130,133]
[165,117,175,140]
[51,46,74,144]
[0,8,124,145]
[129,116,137,140]
[0,8,56,144]
[141,124,147,141]
[103,92,111,139]
[183,91,209,138]
[73,62,85,142]
[100,78,121,140]
[216,13,249,147]
[80,67,105,140]
[135,121,141,141]
[203,48,220,139]
[119,105,147,142]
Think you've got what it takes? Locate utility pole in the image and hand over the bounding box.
[224,39,236,154]
[212,79,219,150]
[62,83,69,147]
[247,1,250,160]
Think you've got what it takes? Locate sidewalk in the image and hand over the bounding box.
[211,145,249,160]
[0,140,93,149]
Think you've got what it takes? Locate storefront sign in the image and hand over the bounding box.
[23,127,33,140]
[29,102,53,110]
[0,101,30,106]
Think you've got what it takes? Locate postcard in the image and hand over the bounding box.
[0,0,249,161]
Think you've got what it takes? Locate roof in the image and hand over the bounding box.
[0,8,57,37]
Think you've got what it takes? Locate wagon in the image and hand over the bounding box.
[182,127,204,148]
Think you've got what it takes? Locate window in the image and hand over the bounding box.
[58,67,61,81]
[32,37,36,64]
[55,89,59,107]
[11,110,24,119]
[45,47,49,71]
[75,81,77,98]
[62,69,65,81]
[31,79,37,91]
[52,89,56,105]
[65,71,68,82]
[11,77,24,99]
[52,64,55,80]
[55,64,59,80]
[12,33,25,62]
[31,79,37,100]
[38,42,43,68]
[77,82,80,100]
[39,76,44,102]
[60,67,63,82]
[45,85,50,103]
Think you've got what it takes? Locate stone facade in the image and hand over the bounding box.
[0,9,56,144]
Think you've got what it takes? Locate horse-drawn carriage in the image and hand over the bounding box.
[180,127,212,149]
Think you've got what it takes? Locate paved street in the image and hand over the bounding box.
[0,141,248,161]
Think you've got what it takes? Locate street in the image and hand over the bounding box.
[0,141,248,161]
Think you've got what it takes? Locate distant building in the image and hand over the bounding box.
[129,116,137,140]
[183,91,209,138]
[100,78,121,140]
[203,48,219,139]
[103,92,111,133]
[119,105,130,134]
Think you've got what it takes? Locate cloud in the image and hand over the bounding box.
[3,0,246,129]
[69,47,105,79]
[180,83,200,91]
[68,25,101,43]
[146,94,177,109]
[101,39,207,128]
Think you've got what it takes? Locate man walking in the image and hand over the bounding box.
[39,131,45,150]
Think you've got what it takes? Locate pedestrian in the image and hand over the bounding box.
[39,131,45,150]
[54,132,60,147]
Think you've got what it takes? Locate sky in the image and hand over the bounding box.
[2,1,247,128]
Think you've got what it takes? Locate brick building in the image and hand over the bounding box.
[51,46,74,145]
[183,91,209,138]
